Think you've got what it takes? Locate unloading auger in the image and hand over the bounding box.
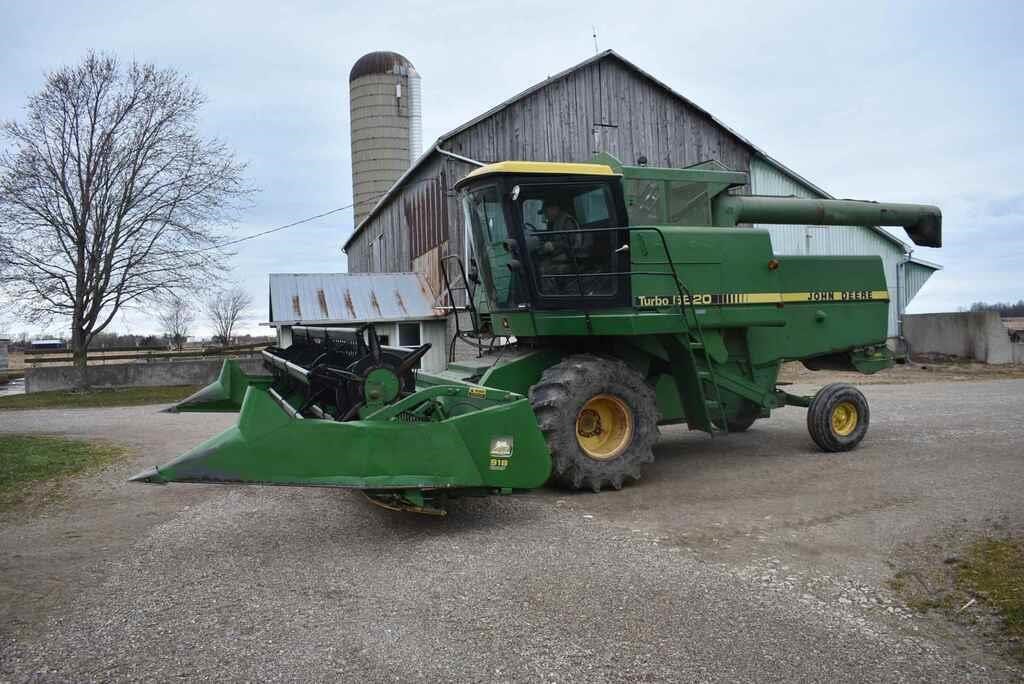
[132,154,942,514]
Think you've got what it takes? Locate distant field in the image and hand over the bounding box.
[0,385,200,410]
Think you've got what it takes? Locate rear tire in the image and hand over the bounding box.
[807,383,869,452]
[529,354,658,492]
[713,401,759,433]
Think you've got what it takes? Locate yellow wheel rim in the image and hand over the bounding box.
[576,394,633,460]
[831,401,859,437]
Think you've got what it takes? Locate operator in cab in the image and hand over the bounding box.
[530,197,581,294]
[543,198,580,232]
[526,192,608,296]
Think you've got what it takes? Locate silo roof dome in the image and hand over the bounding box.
[349,51,416,81]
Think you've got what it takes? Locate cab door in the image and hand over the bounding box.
[513,179,630,310]
[463,184,527,311]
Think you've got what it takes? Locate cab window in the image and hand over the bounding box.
[463,186,524,309]
[516,183,618,298]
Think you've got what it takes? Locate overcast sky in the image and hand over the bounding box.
[1,0,1021,338]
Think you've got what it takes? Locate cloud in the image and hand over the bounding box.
[1,0,1021,335]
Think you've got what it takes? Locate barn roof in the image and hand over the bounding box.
[343,49,919,256]
[267,272,442,327]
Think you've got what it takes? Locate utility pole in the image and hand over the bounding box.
[592,26,599,54]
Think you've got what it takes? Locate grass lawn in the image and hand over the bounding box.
[890,533,1024,661]
[958,538,1024,645]
[0,385,200,410]
[0,434,129,510]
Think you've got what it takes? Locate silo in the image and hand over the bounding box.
[349,51,422,226]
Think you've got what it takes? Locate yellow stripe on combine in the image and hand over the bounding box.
[707,290,890,304]
[634,290,890,308]
[781,290,890,303]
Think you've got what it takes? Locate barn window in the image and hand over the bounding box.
[398,322,421,347]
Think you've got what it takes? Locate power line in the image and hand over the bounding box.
[205,203,353,251]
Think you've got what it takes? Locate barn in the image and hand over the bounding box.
[342,49,940,341]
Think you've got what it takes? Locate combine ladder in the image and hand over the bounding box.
[645,229,730,435]
[438,255,485,360]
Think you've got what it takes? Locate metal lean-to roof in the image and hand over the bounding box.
[908,255,942,270]
[267,272,442,326]
[343,50,935,264]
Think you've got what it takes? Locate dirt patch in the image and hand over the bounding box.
[887,517,1024,663]
[780,359,1024,385]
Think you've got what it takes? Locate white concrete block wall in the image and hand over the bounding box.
[903,311,1019,364]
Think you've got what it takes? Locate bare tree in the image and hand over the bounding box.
[156,296,194,350]
[206,286,252,346]
[0,52,249,386]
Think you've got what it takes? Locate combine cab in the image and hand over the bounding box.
[133,154,941,513]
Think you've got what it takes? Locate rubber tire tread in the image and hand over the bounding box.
[806,382,870,452]
[713,400,759,433]
[529,354,659,492]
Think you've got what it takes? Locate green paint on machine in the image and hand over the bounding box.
[132,370,552,510]
[133,153,942,513]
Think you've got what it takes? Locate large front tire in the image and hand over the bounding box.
[529,355,658,492]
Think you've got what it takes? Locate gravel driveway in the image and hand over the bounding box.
[1,380,1022,681]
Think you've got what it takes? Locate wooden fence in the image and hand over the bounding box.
[24,343,268,366]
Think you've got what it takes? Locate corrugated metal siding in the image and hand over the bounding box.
[749,158,914,336]
[903,261,935,309]
[419,320,449,372]
[268,273,440,324]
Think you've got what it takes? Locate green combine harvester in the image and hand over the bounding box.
[131,155,941,514]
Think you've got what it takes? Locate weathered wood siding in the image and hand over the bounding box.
[347,55,754,301]
[443,58,752,173]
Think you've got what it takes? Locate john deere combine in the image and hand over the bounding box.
[131,154,941,514]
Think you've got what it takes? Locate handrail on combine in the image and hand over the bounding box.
[438,254,483,361]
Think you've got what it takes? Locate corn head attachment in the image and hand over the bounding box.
[131,325,551,514]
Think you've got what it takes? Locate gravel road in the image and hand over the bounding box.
[1,380,1022,681]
